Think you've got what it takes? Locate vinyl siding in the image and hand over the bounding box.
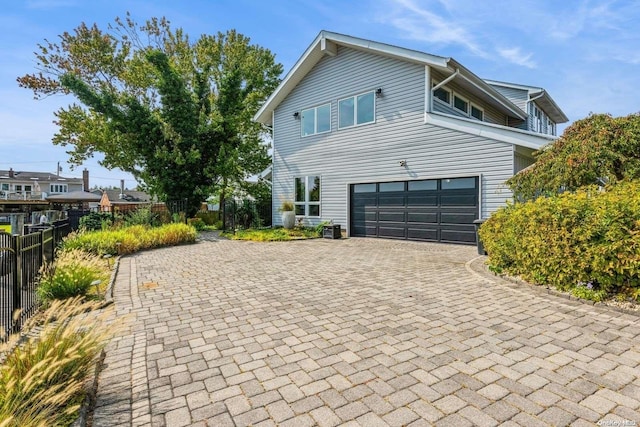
[514,153,535,174]
[488,84,529,113]
[273,46,515,230]
[431,70,506,125]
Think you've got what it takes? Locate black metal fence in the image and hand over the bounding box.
[222,199,272,231]
[0,219,71,342]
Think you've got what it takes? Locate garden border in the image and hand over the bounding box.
[469,256,639,317]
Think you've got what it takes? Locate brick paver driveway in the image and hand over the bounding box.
[93,237,640,426]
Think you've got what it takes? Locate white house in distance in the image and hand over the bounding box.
[254,31,568,245]
[0,168,88,201]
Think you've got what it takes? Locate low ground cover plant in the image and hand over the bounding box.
[62,223,196,255]
[224,226,321,242]
[0,298,119,426]
[480,181,640,302]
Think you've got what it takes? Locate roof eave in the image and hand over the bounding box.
[254,31,450,125]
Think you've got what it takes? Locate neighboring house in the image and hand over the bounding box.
[0,168,88,201]
[254,31,568,244]
[93,188,153,212]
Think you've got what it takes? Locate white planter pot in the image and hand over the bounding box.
[281,211,296,229]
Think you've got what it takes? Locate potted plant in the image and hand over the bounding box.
[279,201,295,229]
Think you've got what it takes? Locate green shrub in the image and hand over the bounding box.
[480,181,640,300]
[195,210,218,225]
[124,206,159,227]
[62,223,197,256]
[79,212,113,231]
[188,217,206,231]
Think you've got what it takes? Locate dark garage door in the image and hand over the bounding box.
[350,177,479,244]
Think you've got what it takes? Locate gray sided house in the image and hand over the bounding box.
[254,31,568,244]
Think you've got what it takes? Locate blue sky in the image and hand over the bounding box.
[1,0,639,188]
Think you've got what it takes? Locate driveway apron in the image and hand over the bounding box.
[93,238,640,426]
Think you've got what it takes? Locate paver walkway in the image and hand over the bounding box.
[93,237,640,426]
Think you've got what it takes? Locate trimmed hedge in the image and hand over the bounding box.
[479,181,640,301]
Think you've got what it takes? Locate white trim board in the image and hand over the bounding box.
[425,112,556,151]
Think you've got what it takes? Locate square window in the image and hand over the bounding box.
[471,105,483,121]
[308,205,320,217]
[301,104,331,136]
[339,91,375,129]
[454,95,468,113]
[433,87,450,104]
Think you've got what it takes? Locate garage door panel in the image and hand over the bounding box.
[440,212,477,224]
[378,226,406,238]
[407,194,438,206]
[440,194,478,206]
[407,227,438,241]
[378,194,405,207]
[407,211,437,223]
[350,177,478,245]
[353,195,377,207]
[378,211,405,222]
[440,228,476,243]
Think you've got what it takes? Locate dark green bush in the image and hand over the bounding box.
[195,210,218,225]
[188,217,206,231]
[79,212,113,231]
[480,181,640,301]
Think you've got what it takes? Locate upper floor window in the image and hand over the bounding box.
[453,94,469,114]
[0,183,8,191]
[470,104,484,121]
[339,91,375,129]
[50,184,68,193]
[301,103,331,137]
[547,118,556,136]
[433,86,450,104]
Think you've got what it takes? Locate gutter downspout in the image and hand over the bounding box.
[526,91,546,131]
[430,68,460,112]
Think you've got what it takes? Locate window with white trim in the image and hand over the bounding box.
[301,103,331,137]
[0,183,8,191]
[470,104,484,121]
[453,94,469,114]
[294,176,320,217]
[433,86,450,104]
[50,184,68,193]
[338,91,375,128]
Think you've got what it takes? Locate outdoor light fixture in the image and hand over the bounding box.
[399,160,407,167]
[376,88,383,97]
[293,112,300,119]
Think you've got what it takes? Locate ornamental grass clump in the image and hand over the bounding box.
[0,298,120,426]
[62,223,197,256]
[37,249,110,303]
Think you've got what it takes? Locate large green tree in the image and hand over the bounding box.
[18,14,282,214]
[508,113,640,200]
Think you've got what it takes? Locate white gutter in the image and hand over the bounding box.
[430,68,459,112]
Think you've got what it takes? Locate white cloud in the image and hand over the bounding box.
[384,0,488,57]
[497,47,536,69]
